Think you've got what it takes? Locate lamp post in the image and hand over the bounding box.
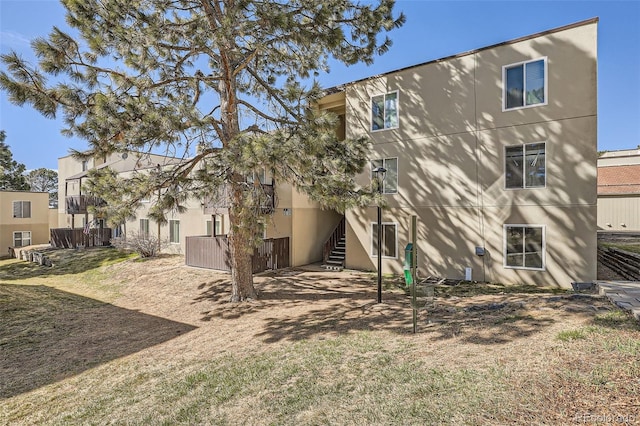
[372,166,386,304]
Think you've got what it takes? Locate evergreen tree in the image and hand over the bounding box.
[0,131,29,191]
[26,168,59,204]
[0,0,404,301]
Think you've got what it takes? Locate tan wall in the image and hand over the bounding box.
[598,196,640,231]
[0,191,51,252]
[342,21,597,288]
[347,204,596,288]
[291,208,342,266]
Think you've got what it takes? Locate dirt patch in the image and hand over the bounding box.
[97,255,615,361]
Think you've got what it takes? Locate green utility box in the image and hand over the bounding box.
[404,243,414,286]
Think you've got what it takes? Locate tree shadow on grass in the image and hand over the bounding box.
[0,284,196,399]
[194,269,577,344]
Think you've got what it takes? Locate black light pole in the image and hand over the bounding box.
[372,167,386,304]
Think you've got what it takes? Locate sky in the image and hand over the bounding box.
[1,0,639,171]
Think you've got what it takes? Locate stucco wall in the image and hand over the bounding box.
[342,20,598,288]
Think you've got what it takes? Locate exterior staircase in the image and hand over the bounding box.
[322,217,346,271]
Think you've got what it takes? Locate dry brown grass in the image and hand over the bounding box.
[1,248,639,425]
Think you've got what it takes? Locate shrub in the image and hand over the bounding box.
[111,232,169,258]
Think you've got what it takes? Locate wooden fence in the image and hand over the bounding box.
[50,228,112,249]
[185,236,290,273]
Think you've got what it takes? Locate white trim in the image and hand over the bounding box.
[370,221,399,259]
[503,224,546,271]
[502,57,548,112]
[370,90,400,132]
[503,141,547,190]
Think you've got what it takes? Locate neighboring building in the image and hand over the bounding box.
[597,149,640,231]
[318,18,598,288]
[56,152,341,267]
[0,190,50,254]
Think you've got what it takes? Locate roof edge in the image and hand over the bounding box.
[325,17,599,94]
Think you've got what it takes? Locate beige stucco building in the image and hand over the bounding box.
[597,149,640,231]
[319,18,598,288]
[0,190,51,255]
[56,152,341,267]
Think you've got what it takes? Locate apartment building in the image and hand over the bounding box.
[598,149,640,231]
[57,152,341,267]
[319,18,598,287]
[0,190,50,254]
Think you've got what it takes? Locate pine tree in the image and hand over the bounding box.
[26,168,59,205]
[0,131,29,191]
[0,0,404,301]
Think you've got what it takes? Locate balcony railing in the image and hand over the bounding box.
[65,195,106,214]
[203,183,275,215]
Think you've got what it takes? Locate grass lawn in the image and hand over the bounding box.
[1,248,639,425]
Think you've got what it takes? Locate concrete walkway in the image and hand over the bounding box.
[594,281,640,321]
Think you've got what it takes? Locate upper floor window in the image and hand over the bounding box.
[504,225,545,270]
[505,142,545,189]
[371,91,399,131]
[371,158,398,194]
[12,201,31,218]
[81,160,89,171]
[503,58,547,110]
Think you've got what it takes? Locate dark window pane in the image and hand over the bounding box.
[505,65,524,109]
[371,95,385,130]
[372,224,379,256]
[505,146,524,188]
[525,143,545,187]
[506,253,523,267]
[525,60,545,105]
[525,252,543,269]
[384,224,396,257]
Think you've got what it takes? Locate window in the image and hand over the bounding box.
[371,223,397,258]
[81,160,88,171]
[371,158,398,194]
[505,143,545,189]
[12,201,31,218]
[13,231,31,247]
[504,225,545,270]
[371,91,399,131]
[503,58,547,110]
[247,168,266,184]
[140,218,150,239]
[206,216,223,236]
[169,220,180,244]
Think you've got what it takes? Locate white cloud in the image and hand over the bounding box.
[0,30,32,50]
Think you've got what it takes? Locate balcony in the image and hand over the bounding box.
[203,183,275,215]
[65,195,107,214]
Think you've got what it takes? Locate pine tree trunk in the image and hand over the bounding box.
[228,179,257,302]
[218,47,258,302]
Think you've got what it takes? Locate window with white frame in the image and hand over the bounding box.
[12,201,31,218]
[169,220,180,244]
[371,222,397,258]
[505,142,546,189]
[371,158,398,194]
[503,58,547,110]
[13,231,31,247]
[371,91,399,131]
[140,218,150,238]
[504,225,545,270]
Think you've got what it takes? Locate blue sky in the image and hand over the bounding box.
[1,0,639,170]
